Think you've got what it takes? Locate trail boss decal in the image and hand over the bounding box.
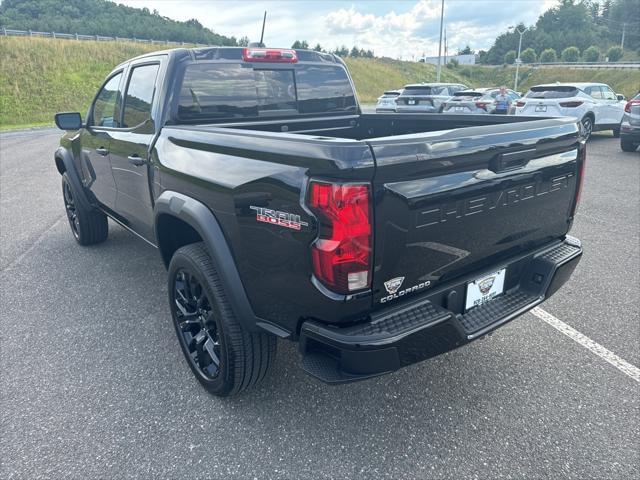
[381,277,431,303]
[249,206,309,231]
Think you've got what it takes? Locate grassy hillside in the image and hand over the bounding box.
[1,37,639,129]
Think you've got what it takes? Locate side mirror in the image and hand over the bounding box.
[54,112,83,130]
[616,94,626,102]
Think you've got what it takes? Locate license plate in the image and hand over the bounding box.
[465,268,506,311]
[408,100,416,105]
[455,106,465,111]
[535,105,547,112]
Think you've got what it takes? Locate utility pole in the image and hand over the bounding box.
[444,27,447,65]
[621,22,626,51]
[436,0,445,81]
[513,26,525,92]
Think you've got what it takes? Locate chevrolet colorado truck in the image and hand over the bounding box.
[54,47,585,396]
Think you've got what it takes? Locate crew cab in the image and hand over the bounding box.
[514,83,626,139]
[54,47,584,396]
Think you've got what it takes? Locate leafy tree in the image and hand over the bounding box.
[520,48,537,63]
[291,40,309,49]
[504,50,517,64]
[583,45,600,61]
[539,48,557,63]
[561,46,580,62]
[313,43,323,52]
[446,58,459,68]
[350,46,360,57]
[333,45,349,57]
[237,36,249,47]
[607,45,623,61]
[457,45,473,55]
[0,0,237,45]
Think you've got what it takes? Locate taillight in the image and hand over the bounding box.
[559,101,584,108]
[515,100,526,107]
[625,100,640,113]
[572,143,587,216]
[475,101,493,110]
[242,48,298,63]
[307,181,372,294]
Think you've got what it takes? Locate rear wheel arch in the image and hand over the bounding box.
[153,191,266,334]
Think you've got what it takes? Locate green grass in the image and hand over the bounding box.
[2,36,639,129]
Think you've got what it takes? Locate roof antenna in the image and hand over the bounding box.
[248,11,267,48]
[259,11,267,47]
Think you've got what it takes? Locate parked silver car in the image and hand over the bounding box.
[395,83,468,113]
[620,93,640,152]
[375,89,402,112]
[441,88,520,114]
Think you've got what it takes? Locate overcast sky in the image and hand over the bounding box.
[118,0,559,59]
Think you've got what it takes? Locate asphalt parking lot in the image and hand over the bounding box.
[1,129,638,479]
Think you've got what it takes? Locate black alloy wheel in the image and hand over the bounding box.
[63,180,80,240]
[581,116,593,140]
[173,269,223,380]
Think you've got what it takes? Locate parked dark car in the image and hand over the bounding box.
[54,46,584,396]
[395,83,468,113]
[441,88,520,114]
[620,93,640,152]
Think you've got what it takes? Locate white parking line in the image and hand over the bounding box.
[531,307,640,382]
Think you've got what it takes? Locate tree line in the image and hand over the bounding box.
[0,0,237,45]
[291,40,375,58]
[479,0,639,64]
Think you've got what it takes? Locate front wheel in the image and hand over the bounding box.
[61,173,108,245]
[168,242,277,396]
[581,116,593,141]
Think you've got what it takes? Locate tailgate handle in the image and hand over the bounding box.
[492,149,536,172]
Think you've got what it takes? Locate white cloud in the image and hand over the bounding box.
[117,0,558,59]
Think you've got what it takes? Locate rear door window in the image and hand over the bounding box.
[122,63,160,128]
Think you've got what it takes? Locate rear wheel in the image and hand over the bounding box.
[581,116,593,140]
[168,242,277,396]
[620,137,637,152]
[61,173,108,245]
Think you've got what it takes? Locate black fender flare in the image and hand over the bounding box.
[54,146,92,211]
[154,191,290,337]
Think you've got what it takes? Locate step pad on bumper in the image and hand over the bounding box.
[459,290,538,336]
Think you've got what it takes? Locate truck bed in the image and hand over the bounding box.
[157,113,583,330]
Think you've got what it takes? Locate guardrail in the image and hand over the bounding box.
[0,27,216,47]
[530,61,639,69]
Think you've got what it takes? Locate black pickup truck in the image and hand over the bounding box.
[54,47,584,396]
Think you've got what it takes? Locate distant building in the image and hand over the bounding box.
[419,54,476,65]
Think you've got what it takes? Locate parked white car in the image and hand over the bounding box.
[375,89,402,112]
[514,83,626,139]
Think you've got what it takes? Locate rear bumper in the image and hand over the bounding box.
[299,237,582,384]
[396,105,438,113]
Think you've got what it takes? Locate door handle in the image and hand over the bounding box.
[96,147,109,156]
[127,154,147,166]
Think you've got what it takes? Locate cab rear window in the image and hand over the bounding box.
[525,86,578,99]
[176,63,356,122]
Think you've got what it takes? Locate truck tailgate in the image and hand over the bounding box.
[367,118,583,306]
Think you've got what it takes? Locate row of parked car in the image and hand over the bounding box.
[376,82,639,152]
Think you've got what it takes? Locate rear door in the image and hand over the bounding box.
[109,59,163,241]
[367,119,582,306]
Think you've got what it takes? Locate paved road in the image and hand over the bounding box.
[1,130,638,479]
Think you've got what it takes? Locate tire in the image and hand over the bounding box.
[168,242,277,396]
[612,127,621,138]
[61,172,108,245]
[620,137,637,152]
[581,115,594,141]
